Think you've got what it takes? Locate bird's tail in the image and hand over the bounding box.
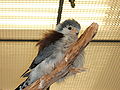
[20,69,29,78]
[15,79,28,90]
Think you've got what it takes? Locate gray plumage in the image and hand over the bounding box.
[15,19,84,90]
[57,19,81,31]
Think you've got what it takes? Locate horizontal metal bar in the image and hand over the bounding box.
[91,40,120,42]
[0,39,39,42]
[0,39,120,42]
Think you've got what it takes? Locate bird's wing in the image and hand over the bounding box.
[29,44,55,69]
[21,31,64,77]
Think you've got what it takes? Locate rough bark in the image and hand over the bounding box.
[24,23,99,90]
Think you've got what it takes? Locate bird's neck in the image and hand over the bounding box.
[64,33,78,42]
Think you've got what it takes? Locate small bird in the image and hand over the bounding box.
[15,19,84,90]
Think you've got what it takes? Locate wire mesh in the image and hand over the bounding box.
[0,0,120,90]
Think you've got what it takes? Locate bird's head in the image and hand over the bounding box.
[56,19,81,35]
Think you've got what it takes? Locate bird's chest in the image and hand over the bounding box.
[58,36,76,50]
[53,36,77,62]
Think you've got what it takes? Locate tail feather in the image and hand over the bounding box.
[20,69,29,78]
[22,72,31,77]
[15,82,25,90]
[15,79,28,90]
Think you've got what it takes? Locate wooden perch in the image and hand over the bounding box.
[24,23,99,90]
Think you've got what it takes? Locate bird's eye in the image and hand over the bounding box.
[68,27,72,30]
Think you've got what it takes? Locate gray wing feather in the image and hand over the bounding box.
[29,44,55,69]
[21,44,56,77]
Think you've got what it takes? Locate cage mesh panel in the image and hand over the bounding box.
[0,0,120,90]
[0,42,120,90]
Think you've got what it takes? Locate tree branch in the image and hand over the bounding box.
[24,23,99,90]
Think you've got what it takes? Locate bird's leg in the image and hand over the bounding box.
[69,67,87,74]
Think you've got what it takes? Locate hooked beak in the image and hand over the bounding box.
[71,28,79,35]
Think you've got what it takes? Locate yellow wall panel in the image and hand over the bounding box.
[0,42,120,90]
